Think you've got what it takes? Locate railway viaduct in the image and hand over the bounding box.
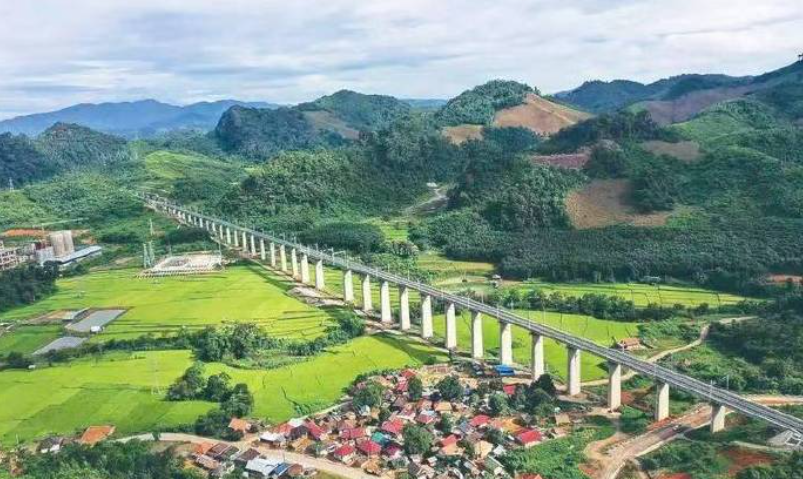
[142,193,803,437]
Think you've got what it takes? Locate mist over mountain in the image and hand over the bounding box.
[0,99,278,138]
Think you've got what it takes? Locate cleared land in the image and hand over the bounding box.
[0,335,445,446]
[0,265,335,341]
[640,140,701,162]
[492,93,592,136]
[565,179,675,229]
[441,124,483,145]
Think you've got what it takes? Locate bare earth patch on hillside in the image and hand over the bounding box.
[641,140,701,162]
[638,85,751,125]
[442,124,484,144]
[492,93,591,135]
[531,151,591,169]
[303,110,360,140]
[566,179,673,229]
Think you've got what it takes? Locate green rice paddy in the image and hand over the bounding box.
[518,281,746,307]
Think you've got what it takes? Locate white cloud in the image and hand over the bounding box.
[0,0,801,118]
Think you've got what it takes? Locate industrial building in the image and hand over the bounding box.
[0,242,19,271]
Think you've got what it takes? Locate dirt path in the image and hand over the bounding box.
[582,316,754,387]
[404,185,448,216]
[119,433,375,479]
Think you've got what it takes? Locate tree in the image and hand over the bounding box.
[408,376,424,401]
[437,414,454,434]
[402,424,434,456]
[485,428,506,445]
[533,374,557,396]
[221,383,253,418]
[489,392,510,417]
[204,372,232,402]
[167,362,206,400]
[436,375,463,401]
[5,352,32,369]
[353,381,384,410]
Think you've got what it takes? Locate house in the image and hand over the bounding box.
[229,417,253,435]
[235,448,261,466]
[553,413,571,426]
[306,421,327,441]
[286,464,305,478]
[38,437,65,454]
[193,442,215,456]
[381,418,405,437]
[289,423,310,440]
[271,463,291,478]
[401,369,417,380]
[416,412,437,426]
[245,458,281,478]
[333,444,356,463]
[502,384,517,396]
[212,462,235,478]
[408,462,436,479]
[515,429,543,448]
[484,456,506,476]
[433,401,453,413]
[207,443,239,461]
[358,440,382,456]
[383,443,404,461]
[493,365,515,377]
[616,337,642,351]
[195,455,220,471]
[470,414,490,428]
[475,440,494,459]
[260,432,286,447]
[439,435,461,456]
[340,427,366,441]
[79,425,116,445]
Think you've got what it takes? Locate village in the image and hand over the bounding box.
[16,361,597,479]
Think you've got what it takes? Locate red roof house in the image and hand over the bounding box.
[470,414,491,428]
[381,419,405,437]
[306,421,326,441]
[333,444,356,462]
[502,384,517,396]
[516,429,543,447]
[340,427,366,441]
[357,440,382,456]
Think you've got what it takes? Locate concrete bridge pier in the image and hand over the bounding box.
[233,229,240,248]
[445,303,457,350]
[567,346,582,396]
[300,254,310,284]
[380,281,393,324]
[471,311,483,359]
[269,242,276,267]
[656,383,670,421]
[259,239,266,261]
[226,227,232,245]
[711,404,727,433]
[531,333,545,381]
[279,245,288,272]
[399,286,411,331]
[421,294,433,339]
[290,248,299,278]
[361,275,373,312]
[608,362,622,411]
[343,270,354,302]
[250,234,257,256]
[241,231,248,251]
[315,260,325,290]
[499,321,513,365]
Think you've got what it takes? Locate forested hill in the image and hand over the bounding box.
[0,123,131,186]
[213,91,412,159]
[557,60,803,122]
[0,99,276,138]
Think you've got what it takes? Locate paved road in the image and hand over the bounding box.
[118,433,374,479]
[590,395,803,479]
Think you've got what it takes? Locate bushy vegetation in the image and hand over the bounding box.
[672,99,785,144]
[299,222,385,253]
[0,133,55,185]
[436,80,535,126]
[214,106,330,159]
[35,122,130,169]
[15,440,202,479]
[540,110,671,153]
[167,362,255,423]
[0,264,58,313]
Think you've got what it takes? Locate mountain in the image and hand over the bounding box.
[214,90,412,159]
[437,80,590,144]
[35,123,130,169]
[558,60,803,125]
[0,99,277,138]
[0,133,54,186]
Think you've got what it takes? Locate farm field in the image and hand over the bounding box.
[431,309,639,382]
[518,281,747,307]
[0,264,335,341]
[0,325,62,355]
[0,335,445,446]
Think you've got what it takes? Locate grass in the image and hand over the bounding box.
[518,281,746,307]
[0,350,214,446]
[433,309,639,381]
[142,151,244,192]
[0,190,55,230]
[0,264,336,341]
[0,335,445,446]
[0,325,63,355]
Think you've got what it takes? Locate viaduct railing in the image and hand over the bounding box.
[140,193,803,436]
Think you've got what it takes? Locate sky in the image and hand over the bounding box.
[1,0,802,119]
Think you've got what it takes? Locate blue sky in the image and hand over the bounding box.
[1,0,802,119]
